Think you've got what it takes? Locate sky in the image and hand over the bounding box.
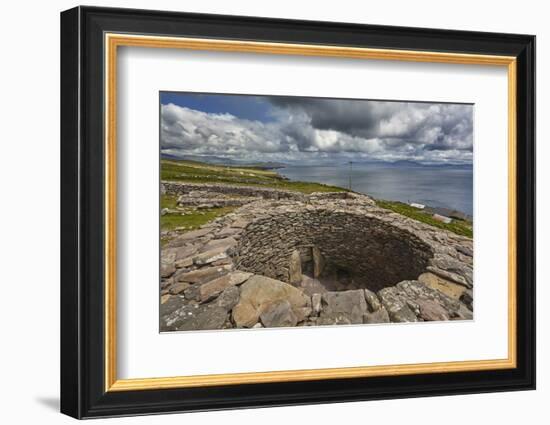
[160,92,473,165]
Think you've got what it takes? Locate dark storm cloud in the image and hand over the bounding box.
[161,96,473,163]
[269,97,473,152]
[269,97,384,137]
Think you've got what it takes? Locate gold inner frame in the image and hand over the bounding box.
[104,33,517,392]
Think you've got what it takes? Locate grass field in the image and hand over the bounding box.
[161,159,347,194]
[160,159,345,244]
[160,193,238,245]
[375,199,473,238]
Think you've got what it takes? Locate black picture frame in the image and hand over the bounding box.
[61,5,535,419]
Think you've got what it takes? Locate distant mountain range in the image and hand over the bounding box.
[161,153,471,169]
[385,160,472,168]
[160,153,286,170]
[332,159,471,169]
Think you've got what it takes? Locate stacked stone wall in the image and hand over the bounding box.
[234,210,433,291]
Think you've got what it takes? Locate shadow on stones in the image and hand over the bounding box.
[234,210,434,294]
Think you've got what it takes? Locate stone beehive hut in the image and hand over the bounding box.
[160,182,474,331]
[235,210,434,292]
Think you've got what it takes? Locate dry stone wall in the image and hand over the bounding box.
[234,210,433,291]
[160,187,474,331]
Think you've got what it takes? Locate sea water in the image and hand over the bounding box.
[278,162,473,217]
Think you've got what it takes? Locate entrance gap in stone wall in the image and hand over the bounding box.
[234,210,434,294]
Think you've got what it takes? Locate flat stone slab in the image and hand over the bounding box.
[161,303,229,332]
[199,271,252,302]
[176,265,231,284]
[260,300,298,327]
[320,290,367,324]
[193,246,231,265]
[364,307,390,324]
[378,280,467,322]
[232,301,259,328]
[202,237,237,252]
[232,275,310,327]
[418,272,466,299]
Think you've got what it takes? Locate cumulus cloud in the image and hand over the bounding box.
[160,97,473,164]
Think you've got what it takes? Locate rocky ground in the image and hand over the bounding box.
[160,181,474,332]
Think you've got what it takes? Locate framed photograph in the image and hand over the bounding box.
[60,6,535,419]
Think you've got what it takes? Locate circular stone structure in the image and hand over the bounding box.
[235,210,434,292]
[159,184,474,331]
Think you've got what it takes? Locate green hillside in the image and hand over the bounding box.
[160,159,472,241]
[161,159,347,194]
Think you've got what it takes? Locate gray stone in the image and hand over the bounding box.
[199,271,252,302]
[429,254,473,287]
[289,249,302,285]
[454,303,474,320]
[161,248,177,263]
[364,289,382,312]
[176,265,231,284]
[159,295,185,318]
[183,285,201,302]
[460,289,474,311]
[202,237,237,252]
[193,246,231,266]
[232,301,259,328]
[407,300,421,316]
[417,299,450,321]
[311,293,322,314]
[231,218,250,229]
[174,256,194,269]
[390,305,418,322]
[317,314,353,326]
[176,227,212,240]
[233,275,310,328]
[197,203,215,209]
[296,274,327,296]
[160,248,177,277]
[165,228,212,248]
[378,280,462,323]
[426,266,472,288]
[260,300,298,327]
[160,263,176,278]
[364,307,390,323]
[456,245,473,257]
[417,272,467,300]
[212,258,233,266]
[312,246,325,278]
[293,306,313,323]
[320,290,367,324]
[216,227,241,238]
[161,303,228,332]
[168,281,191,295]
[215,286,240,311]
[175,244,199,260]
[378,284,418,323]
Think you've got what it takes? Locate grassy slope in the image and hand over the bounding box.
[160,159,345,241]
[161,159,347,193]
[161,204,237,232]
[160,193,237,245]
[160,159,472,239]
[375,199,473,238]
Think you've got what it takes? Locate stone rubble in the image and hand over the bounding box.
[160,182,474,332]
